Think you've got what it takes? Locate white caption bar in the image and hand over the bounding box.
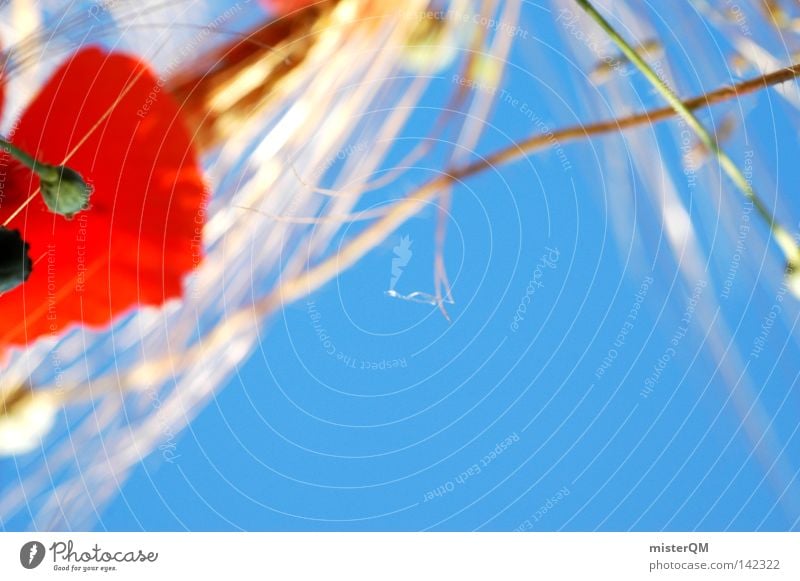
[1,533,797,580]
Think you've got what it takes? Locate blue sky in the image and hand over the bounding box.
[98,1,800,531]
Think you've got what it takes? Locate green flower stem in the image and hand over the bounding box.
[0,137,64,184]
[0,136,91,218]
[0,137,41,173]
[574,0,800,265]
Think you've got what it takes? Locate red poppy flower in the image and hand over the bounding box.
[0,47,206,353]
[261,0,321,15]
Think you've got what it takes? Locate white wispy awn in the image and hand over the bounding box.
[0,0,508,529]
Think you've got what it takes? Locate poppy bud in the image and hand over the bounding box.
[0,227,32,293]
[38,164,92,218]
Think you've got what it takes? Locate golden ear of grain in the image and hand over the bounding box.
[168,1,337,151]
[0,384,56,456]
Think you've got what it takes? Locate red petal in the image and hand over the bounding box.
[0,48,206,352]
[261,0,319,14]
[0,66,5,121]
[0,45,5,121]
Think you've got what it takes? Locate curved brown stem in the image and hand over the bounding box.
[274,62,800,308]
[39,60,800,406]
[479,63,800,173]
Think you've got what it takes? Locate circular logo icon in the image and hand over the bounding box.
[19,541,46,569]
